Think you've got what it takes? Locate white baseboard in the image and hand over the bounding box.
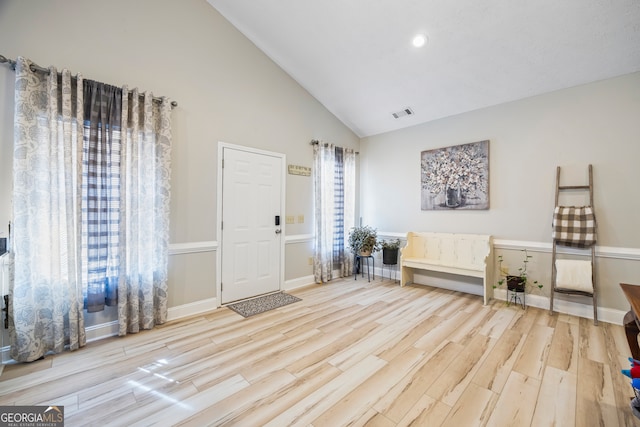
[404,281,624,326]
[374,265,400,282]
[167,297,218,321]
[411,272,484,298]
[2,322,122,362]
[373,267,485,297]
[2,321,123,363]
[1,346,10,363]
[284,270,355,290]
[284,275,316,291]
[398,269,624,325]
[87,297,220,340]
[86,320,119,343]
[493,288,624,325]
[1,298,220,363]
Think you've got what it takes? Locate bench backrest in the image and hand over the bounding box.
[401,232,492,270]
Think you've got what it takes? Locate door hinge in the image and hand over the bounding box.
[221,283,223,292]
[222,158,224,168]
[221,221,223,230]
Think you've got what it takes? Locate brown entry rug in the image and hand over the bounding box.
[227,292,301,318]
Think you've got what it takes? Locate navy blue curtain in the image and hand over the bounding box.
[333,147,345,264]
[82,80,122,312]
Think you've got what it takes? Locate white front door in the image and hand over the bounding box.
[220,146,284,304]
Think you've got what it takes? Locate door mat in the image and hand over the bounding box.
[226,292,302,318]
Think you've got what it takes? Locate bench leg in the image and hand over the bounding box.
[401,266,413,287]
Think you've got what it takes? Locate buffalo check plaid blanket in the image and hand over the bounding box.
[552,206,597,247]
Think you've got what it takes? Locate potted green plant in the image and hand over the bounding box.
[494,249,542,292]
[348,225,380,256]
[380,238,401,265]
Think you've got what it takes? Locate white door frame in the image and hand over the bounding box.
[216,141,286,306]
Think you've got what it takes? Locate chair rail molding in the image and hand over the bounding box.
[494,239,640,261]
[285,234,314,244]
[379,233,640,261]
[169,241,217,255]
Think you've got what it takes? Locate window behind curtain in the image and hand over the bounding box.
[10,57,173,361]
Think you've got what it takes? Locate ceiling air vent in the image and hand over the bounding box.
[392,107,414,119]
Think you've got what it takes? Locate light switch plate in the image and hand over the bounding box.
[297,215,304,223]
[285,215,295,224]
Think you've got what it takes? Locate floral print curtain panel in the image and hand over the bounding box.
[117,86,172,335]
[10,57,86,362]
[9,57,172,362]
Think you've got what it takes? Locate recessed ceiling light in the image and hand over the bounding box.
[412,34,427,48]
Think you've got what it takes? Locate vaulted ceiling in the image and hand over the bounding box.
[207,0,640,137]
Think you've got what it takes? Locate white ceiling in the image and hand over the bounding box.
[207,0,640,138]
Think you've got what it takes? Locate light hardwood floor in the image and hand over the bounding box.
[0,278,638,426]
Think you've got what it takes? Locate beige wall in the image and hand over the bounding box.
[0,0,359,312]
[1,0,638,320]
[360,72,640,313]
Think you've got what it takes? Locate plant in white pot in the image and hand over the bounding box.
[348,225,380,256]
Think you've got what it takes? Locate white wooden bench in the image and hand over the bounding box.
[400,232,494,305]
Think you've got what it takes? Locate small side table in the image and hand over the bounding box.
[354,255,374,282]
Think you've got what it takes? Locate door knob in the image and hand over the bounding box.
[275,229,282,234]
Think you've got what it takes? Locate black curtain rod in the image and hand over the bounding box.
[0,54,177,108]
[310,139,359,154]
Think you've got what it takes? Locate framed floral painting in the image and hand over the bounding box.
[421,140,489,210]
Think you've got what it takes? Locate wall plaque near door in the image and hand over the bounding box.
[420,140,489,210]
[288,164,311,176]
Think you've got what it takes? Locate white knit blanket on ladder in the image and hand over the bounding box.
[555,259,593,293]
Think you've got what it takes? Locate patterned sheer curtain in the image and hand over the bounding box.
[117,86,172,335]
[10,57,86,362]
[9,57,172,362]
[313,142,355,283]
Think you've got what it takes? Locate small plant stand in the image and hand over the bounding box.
[507,276,526,309]
[354,254,375,282]
[382,248,399,283]
[507,287,526,309]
